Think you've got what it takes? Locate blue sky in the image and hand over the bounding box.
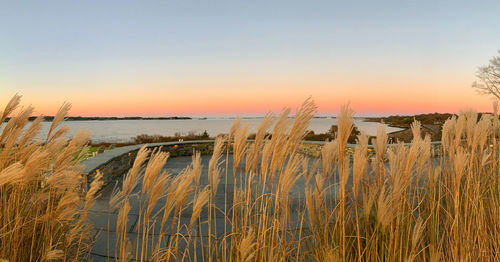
[1,0,500,116]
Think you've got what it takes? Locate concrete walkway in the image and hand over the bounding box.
[87,154,241,261]
[86,153,319,261]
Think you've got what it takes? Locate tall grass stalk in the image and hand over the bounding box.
[4,95,500,261]
[0,95,101,261]
[97,99,500,261]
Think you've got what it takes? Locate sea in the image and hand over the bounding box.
[7,118,403,143]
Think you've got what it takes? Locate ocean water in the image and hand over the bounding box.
[7,118,403,143]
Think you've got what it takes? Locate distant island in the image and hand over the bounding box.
[364,112,456,127]
[364,113,459,142]
[4,116,192,122]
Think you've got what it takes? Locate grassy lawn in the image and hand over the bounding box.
[85,146,111,159]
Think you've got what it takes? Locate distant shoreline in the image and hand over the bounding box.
[2,116,393,122]
[4,116,193,122]
[3,113,458,124]
[5,116,339,122]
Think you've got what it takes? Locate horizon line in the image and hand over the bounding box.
[6,111,489,122]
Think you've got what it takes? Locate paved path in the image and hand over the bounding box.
[87,154,243,261]
[86,154,319,261]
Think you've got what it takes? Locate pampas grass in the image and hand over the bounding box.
[0,95,100,261]
[4,94,500,261]
[107,99,500,261]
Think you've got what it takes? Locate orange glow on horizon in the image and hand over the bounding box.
[2,76,495,117]
[5,90,493,118]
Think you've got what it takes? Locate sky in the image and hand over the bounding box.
[1,0,500,117]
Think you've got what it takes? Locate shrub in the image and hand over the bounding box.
[132,132,212,144]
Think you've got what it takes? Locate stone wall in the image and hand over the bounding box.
[298,141,443,158]
[81,139,443,190]
[81,140,215,190]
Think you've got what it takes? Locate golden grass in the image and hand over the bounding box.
[0,95,101,261]
[129,98,500,261]
[3,94,500,261]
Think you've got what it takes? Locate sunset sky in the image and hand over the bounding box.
[1,0,500,117]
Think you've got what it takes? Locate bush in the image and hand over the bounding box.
[132,131,212,144]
